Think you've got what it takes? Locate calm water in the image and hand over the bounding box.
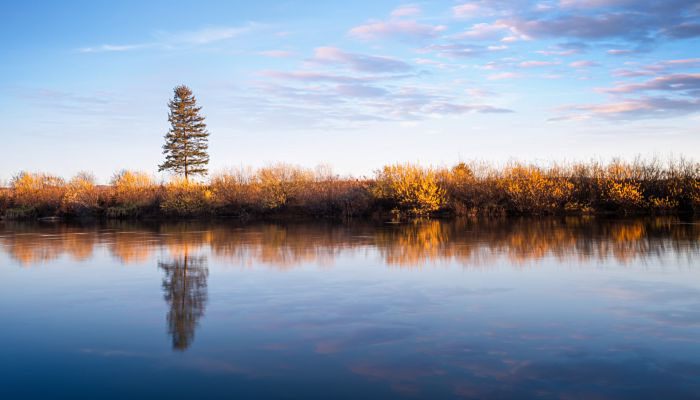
[1,218,700,399]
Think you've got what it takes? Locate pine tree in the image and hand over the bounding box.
[158,85,210,180]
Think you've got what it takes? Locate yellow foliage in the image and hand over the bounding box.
[11,172,66,209]
[110,170,157,206]
[500,165,574,214]
[375,163,446,216]
[161,178,211,215]
[210,168,257,208]
[255,164,314,209]
[648,196,678,211]
[602,179,645,210]
[62,172,100,213]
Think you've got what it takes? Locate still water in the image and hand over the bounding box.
[1,218,699,399]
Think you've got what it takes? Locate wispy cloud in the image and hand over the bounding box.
[569,60,599,68]
[78,44,154,53]
[308,47,411,73]
[612,58,700,77]
[78,24,257,53]
[488,72,521,80]
[390,5,422,18]
[519,60,560,68]
[555,72,700,120]
[602,73,700,94]
[258,50,295,58]
[349,20,446,41]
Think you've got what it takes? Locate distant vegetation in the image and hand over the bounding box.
[1,158,699,220]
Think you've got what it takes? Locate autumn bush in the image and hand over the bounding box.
[110,170,158,206]
[499,164,574,214]
[210,168,257,213]
[62,172,102,215]
[9,172,66,217]
[255,164,315,211]
[374,163,446,216]
[0,187,11,215]
[160,178,212,216]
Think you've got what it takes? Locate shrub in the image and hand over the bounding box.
[601,179,646,212]
[62,172,101,215]
[210,168,257,211]
[374,163,446,216]
[443,163,506,216]
[0,187,10,216]
[500,164,574,214]
[255,164,314,210]
[110,170,157,207]
[11,172,66,214]
[160,179,211,216]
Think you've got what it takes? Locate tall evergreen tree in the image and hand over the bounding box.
[159,85,209,180]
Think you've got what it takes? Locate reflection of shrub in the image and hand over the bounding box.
[106,205,142,219]
[110,170,157,207]
[374,163,446,216]
[62,172,101,215]
[5,206,37,220]
[500,165,574,214]
[11,172,66,214]
[161,179,211,216]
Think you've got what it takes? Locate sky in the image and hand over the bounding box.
[1,0,699,182]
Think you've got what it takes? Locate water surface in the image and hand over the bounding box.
[1,218,700,399]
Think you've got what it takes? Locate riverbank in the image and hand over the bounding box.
[2,159,699,220]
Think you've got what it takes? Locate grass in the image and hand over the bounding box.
[1,158,699,220]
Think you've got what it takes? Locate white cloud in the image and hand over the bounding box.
[349,20,446,40]
[390,5,422,18]
[78,24,256,53]
[258,50,295,58]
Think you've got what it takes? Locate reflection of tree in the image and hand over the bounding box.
[158,251,208,351]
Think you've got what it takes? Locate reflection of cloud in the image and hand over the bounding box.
[315,326,415,354]
[596,280,700,328]
[350,360,442,396]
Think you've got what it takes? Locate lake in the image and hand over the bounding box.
[1,218,700,399]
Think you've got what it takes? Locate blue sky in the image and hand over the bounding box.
[1,0,699,182]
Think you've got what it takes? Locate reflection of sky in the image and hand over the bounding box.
[1,220,700,398]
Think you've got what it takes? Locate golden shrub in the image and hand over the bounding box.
[602,179,646,210]
[0,187,10,212]
[648,196,679,211]
[500,165,574,214]
[62,172,101,213]
[110,170,157,206]
[255,164,314,209]
[11,172,66,210]
[210,168,257,208]
[160,178,211,216]
[375,163,446,216]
